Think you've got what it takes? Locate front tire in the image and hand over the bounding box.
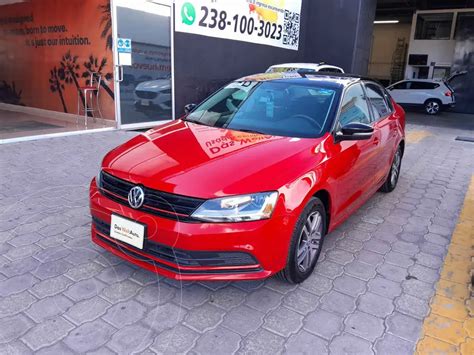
[380,145,402,193]
[425,99,441,115]
[277,197,326,284]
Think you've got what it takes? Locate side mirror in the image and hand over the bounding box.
[335,122,374,143]
[184,103,197,114]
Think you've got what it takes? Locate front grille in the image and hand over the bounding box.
[93,217,260,271]
[99,171,205,221]
[136,90,158,99]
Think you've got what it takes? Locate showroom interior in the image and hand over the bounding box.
[0,0,473,143]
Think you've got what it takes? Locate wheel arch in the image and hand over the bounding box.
[424,97,442,106]
[399,139,405,157]
[313,189,331,233]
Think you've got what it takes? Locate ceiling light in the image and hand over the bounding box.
[374,20,400,24]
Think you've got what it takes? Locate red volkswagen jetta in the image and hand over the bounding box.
[90,72,405,283]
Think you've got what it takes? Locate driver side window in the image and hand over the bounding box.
[338,83,371,127]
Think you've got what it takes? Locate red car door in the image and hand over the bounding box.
[329,83,380,224]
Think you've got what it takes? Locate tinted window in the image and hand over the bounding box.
[417,66,430,79]
[408,54,428,66]
[415,13,453,40]
[391,82,408,90]
[338,84,371,126]
[455,12,474,40]
[186,81,339,138]
[365,83,390,120]
[409,82,440,90]
[319,68,343,73]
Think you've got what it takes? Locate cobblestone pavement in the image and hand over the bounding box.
[1,114,473,354]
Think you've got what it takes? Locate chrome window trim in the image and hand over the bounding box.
[363,81,393,123]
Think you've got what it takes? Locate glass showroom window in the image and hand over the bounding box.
[415,13,453,40]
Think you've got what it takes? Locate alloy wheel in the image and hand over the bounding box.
[426,101,440,114]
[296,211,323,272]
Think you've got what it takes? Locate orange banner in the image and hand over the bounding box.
[0,0,115,120]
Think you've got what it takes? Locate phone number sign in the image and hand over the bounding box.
[175,0,302,51]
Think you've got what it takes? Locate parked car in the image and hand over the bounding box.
[122,74,135,87]
[387,79,455,115]
[134,78,172,117]
[266,62,345,74]
[90,72,405,283]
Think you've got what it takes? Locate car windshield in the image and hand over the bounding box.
[186,81,339,138]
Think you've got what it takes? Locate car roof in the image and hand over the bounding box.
[395,79,444,83]
[237,72,377,89]
[268,63,341,69]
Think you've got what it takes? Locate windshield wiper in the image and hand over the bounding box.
[183,117,208,126]
[234,128,266,135]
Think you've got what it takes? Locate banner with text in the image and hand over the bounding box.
[175,0,302,51]
[0,0,115,119]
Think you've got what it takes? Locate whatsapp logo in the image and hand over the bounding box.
[181,2,196,25]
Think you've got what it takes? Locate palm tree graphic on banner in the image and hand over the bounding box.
[99,0,112,50]
[49,67,68,113]
[82,55,114,100]
[1,81,24,106]
[61,51,92,117]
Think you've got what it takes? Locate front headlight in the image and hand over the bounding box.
[191,192,279,222]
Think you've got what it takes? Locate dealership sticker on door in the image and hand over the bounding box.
[110,214,145,250]
[117,37,132,66]
[175,0,302,51]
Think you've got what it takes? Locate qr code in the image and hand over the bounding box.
[283,10,300,46]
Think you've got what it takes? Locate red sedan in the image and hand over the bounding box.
[90,72,405,283]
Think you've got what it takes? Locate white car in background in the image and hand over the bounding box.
[387,79,455,115]
[134,78,172,117]
[266,62,345,74]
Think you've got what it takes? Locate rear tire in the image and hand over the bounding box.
[425,99,441,115]
[380,145,402,193]
[276,197,326,284]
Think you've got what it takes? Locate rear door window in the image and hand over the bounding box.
[409,81,440,90]
[319,67,344,73]
[365,83,390,121]
[391,82,409,90]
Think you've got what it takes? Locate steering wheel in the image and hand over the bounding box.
[290,114,322,131]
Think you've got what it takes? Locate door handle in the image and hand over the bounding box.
[115,65,123,82]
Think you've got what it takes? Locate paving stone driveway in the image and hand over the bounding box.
[1,116,473,354]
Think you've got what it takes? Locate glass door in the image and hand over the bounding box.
[112,0,173,129]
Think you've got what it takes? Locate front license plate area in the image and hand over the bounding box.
[110,214,145,250]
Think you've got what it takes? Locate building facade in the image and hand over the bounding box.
[405,9,474,114]
[0,0,376,132]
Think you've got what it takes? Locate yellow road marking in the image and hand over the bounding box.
[416,175,474,354]
[406,130,433,144]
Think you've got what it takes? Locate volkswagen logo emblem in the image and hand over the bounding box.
[128,186,145,209]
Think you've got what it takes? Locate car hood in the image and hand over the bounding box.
[102,120,326,198]
[135,79,171,92]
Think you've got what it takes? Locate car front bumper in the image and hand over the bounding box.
[90,178,294,281]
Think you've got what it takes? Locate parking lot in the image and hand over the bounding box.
[1,112,473,354]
